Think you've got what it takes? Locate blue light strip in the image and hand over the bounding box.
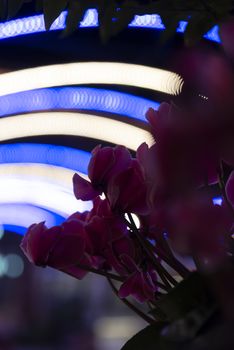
[0,9,221,43]
[0,143,91,174]
[4,225,32,235]
[0,87,159,123]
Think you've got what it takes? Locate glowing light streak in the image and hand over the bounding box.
[0,204,64,234]
[0,87,159,122]
[0,112,153,150]
[0,176,92,217]
[0,143,91,173]
[0,62,184,96]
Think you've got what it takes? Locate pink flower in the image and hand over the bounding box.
[104,233,139,276]
[107,159,149,215]
[47,219,86,270]
[73,145,131,201]
[20,222,60,266]
[85,216,110,255]
[21,219,89,279]
[119,267,157,303]
[87,197,112,221]
[85,213,139,275]
[139,206,167,240]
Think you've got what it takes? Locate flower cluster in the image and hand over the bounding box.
[20,32,234,319]
[20,99,234,320]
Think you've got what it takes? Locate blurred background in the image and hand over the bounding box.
[0,4,222,349]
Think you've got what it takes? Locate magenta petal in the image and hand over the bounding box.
[108,160,149,215]
[20,222,61,266]
[226,171,234,207]
[60,265,88,279]
[146,103,171,137]
[60,255,94,280]
[86,216,109,255]
[67,211,89,222]
[47,219,86,269]
[118,274,136,298]
[118,271,156,303]
[145,107,158,133]
[73,173,101,201]
[108,146,132,179]
[88,146,115,185]
[48,234,85,269]
[62,219,85,236]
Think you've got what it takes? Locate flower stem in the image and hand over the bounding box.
[107,277,155,324]
[218,162,234,219]
[126,214,178,289]
[149,237,190,278]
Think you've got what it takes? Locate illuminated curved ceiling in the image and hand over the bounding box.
[0,9,220,234]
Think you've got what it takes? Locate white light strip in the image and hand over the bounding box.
[0,62,183,96]
[0,176,91,217]
[0,163,88,189]
[0,204,61,229]
[0,112,153,150]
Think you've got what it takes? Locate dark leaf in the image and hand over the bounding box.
[150,272,214,322]
[7,0,25,19]
[184,13,217,46]
[43,0,68,30]
[120,323,166,350]
[63,0,96,36]
[161,303,217,342]
[159,11,185,43]
[110,1,136,37]
[98,0,116,43]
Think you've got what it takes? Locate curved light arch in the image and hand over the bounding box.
[0,62,184,97]
[0,163,86,189]
[0,111,153,150]
[0,204,65,235]
[0,9,221,43]
[0,87,160,122]
[0,143,91,173]
[0,175,91,217]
